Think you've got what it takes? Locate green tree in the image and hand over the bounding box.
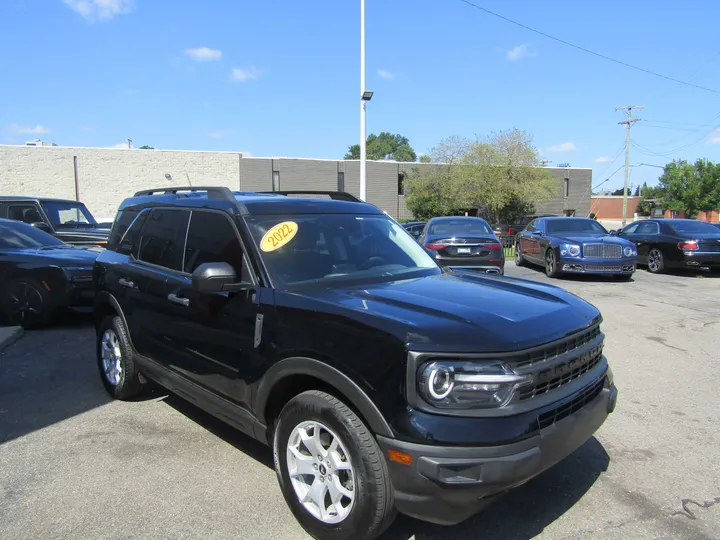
[637,183,661,216]
[657,159,720,218]
[405,129,558,223]
[344,132,417,162]
[139,145,154,149]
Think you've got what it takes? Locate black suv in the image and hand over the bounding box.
[93,187,618,540]
[0,196,110,246]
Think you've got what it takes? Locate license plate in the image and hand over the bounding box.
[457,247,471,254]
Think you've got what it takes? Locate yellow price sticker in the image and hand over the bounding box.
[260,221,299,252]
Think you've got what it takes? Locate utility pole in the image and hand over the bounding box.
[126,138,132,149]
[616,105,644,226]
[359,0,367,201]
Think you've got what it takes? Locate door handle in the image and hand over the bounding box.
[167,293,190,307]
[118,278,135,288]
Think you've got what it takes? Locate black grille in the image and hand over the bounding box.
[537,377,605,430]
[518,343,603,401]
[515,324,601,369]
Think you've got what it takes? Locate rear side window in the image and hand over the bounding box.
[184,211,245,274]
[137,209,190,271]
[108,209,139,247]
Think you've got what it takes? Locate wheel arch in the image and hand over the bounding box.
[254,357,394,441]
[93,292,134,348]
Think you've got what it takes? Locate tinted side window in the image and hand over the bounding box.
[108,209,139,247]
[525,220,536,232]
[622,223,639,234]
[7,204,43,224]
[137,209,189,271]
[184,211,244,274]
[636,222,659,235]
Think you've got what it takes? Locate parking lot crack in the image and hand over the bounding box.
[671,497,720,520]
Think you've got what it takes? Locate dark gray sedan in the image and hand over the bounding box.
[418,216,505,274]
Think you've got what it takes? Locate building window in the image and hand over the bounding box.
[398,173,405,195]
[272,171,280,192]
[564,178,569,199]
[337,172,345,192]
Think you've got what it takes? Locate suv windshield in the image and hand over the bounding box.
[0,222,65,249]
[41,201,98,228]
[546,219,608,234]
[245,214,440,287]
[669,221,719,234]
[429,218,493,236]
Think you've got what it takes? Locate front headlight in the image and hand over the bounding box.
[623,246,637,257]
[62,266,93,282]
[560,244,581,257]
[418,360,532,409]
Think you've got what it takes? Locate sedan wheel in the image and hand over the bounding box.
[545,249,560,278]
[1,279,53,329]
[515,246,525,266]
[647,248,665,274]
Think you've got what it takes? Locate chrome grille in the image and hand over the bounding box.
[583,244,622,259]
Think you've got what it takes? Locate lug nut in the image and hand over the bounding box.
[313,463,318,470]
[327,474,332,481]
[318,455,323,461]
[319,476,325,482]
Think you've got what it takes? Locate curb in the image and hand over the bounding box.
[0,326,24,352]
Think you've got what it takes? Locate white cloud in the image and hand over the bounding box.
[377,69,394,80]
[206,130,232,139]
[506,44,536,62]
[594,156,615,163]
[62,0,133,22]
[231,66,262,83]
[113,143,129,148]
[185,47,222,62]
[9,124,51,135]
[707,130,720,144]
[548,142,576,152]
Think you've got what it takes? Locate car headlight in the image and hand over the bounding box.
[418,360,532,409]
[623,246,637,257]
[62,266,94,282]
[560,244,581,257]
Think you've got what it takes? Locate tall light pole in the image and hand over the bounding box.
[615,105,644,226]
[360,0,367,201]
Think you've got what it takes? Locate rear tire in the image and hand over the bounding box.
[647,248,665,274]
[514,245,525,267]
[0,278,56,329]
[544,249,561,278]
[273,390,396,540]
[97,315,145,400]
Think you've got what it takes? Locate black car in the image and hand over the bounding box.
[0,219,99,328]
[616,218,720,273]
[0,196,110,247]
[418,216,505,274]
[402,221,426,238]
[93,187,617,540]
[515,217,637,279]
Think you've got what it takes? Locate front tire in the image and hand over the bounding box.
[647,248,665,274]
[273,390,396,540]
[545,248,561,278]
[97,315,145,400]
[0,278,56,329]
[514,245,525,267]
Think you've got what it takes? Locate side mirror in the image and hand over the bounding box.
[192,262,250,293]
[30,222,52,234]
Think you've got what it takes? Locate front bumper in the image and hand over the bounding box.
[378,378,617,525]
[558,256,635,274]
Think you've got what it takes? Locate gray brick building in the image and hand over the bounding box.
[0,145,591,221]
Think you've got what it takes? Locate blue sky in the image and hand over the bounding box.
[2,0,720,192]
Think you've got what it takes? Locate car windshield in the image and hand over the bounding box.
[428,219,493,236]
[245,214,440,287]
[41,201,98,228]
[546,219,608,234]
[669,221,719,234]
[0,222,65,249]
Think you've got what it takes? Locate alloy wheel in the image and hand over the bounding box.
[6,281,44,326]
[286,420,356,524]
[100,329,123,386]
[546,250,556,275]
[648,249,662,273]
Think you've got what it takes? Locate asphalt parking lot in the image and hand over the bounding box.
[1,264,719,540]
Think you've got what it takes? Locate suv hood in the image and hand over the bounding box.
[286,272,601,352]
[54,227,109,244]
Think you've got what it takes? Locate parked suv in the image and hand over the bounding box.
[93,187,618,540]
[0,196,110,246]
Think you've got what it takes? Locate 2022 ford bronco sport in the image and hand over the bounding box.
[93,187,618,540]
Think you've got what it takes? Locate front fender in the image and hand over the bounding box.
[253,356,394,438]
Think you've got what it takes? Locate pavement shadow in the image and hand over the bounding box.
[380,436,610,540]
[162,393,274,469]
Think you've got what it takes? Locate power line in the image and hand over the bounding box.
[456,0,720,95]
[594,144,626,180]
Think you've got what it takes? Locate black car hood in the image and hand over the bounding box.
[15,246,100,265]
[283,272,600,352]
[54,227,109,243]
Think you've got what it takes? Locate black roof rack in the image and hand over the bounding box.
[259,190,364,203]
[133,186,236,202]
